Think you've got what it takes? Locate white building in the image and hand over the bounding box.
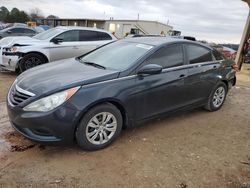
[38,18,173,38]
[104,20,173,38]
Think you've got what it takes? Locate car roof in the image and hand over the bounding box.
[2,26,35,31]
[55,26,112,34]
[122,37,213,49]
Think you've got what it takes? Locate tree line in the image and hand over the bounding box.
[0,6,58,23]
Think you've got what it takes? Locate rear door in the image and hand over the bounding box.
[184,44,220,105]
[134,44,189,120]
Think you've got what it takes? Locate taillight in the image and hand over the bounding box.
[231,63,238,71]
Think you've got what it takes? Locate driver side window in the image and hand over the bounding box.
[55,30,80,42]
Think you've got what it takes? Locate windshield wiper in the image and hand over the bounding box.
[81,61,106,69]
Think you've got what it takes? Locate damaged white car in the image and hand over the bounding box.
[0,26,116,72]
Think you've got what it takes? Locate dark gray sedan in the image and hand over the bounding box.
[0,26,37,39]
[7,37,237,150]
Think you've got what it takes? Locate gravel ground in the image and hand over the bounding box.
[0,67,249,188]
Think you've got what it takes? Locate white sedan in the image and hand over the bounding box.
[0,26,116,72]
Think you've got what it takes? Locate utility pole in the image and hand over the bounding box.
[235,0,250,70]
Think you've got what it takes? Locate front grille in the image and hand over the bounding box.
[9,85,33,106]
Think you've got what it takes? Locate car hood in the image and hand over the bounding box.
[16,58,120,96]
[0,36,43,47]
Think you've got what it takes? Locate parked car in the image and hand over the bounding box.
[126,34,162,38]
[222,46,237,59]
[172,35,196,41]
[0,26,116,72]
[38,25,50,30]
[0,26,37,39]
[32,26,45,33]
[245,51,250,63]
[221,44,239,51]
[7,37,237,150]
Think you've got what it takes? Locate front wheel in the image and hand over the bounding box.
[76,103,123,151]
[19,53,46,72]
[204,82,227,111]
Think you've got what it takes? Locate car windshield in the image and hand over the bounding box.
[33,28,64,40]
[79,41,153,71]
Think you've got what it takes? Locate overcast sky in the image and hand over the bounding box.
[1,0,249,43]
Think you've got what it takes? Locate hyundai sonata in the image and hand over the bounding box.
[7,37,237,150]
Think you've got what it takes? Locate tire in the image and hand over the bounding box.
[204,82,227,112]
[76,103,123,151]
[19,53,47,72]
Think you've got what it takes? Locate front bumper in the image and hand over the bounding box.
[0,53,19,72]
[7,100,82,145]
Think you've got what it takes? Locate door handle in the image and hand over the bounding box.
[72,46,79,49]
[179,74,186,78]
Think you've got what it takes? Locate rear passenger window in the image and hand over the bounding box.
[80,30,99,41]
[10,28,22,33]
[186,44,213,64]
[23,28,36,34]
[97,32,112,40]
[147,45,184,68]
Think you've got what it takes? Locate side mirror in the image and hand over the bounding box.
[51,38,63,44]
[137,64,163,75]
[7,30,12,34]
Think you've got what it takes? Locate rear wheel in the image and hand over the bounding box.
[204,82,227,111]
[76,103,123,151]
[19,53,47,72]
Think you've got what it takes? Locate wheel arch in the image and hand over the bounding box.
[74,98,129,135]
[17,51,49,70]
[221,80,229,90]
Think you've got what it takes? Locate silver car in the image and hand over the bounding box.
[0,26,116,72]
[0,26,37,39]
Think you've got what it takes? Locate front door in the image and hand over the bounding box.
[133,44,189,120]
[49,30,82,62]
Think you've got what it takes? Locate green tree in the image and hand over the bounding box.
[5,8,29,23]
[19,11,29,23]
[47,15,59,19]
[0,6,9,21]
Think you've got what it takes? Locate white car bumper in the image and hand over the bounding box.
[0,48,19,72]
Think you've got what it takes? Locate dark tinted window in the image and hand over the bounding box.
[147,45,184,68]
[9,28,23,33]
[213,50,224,60]
[80,30,99,41]
[186,44,213,64]
[56,30,79,42]
[22,28,36,34]
[9,28,35,34]
[97,32,112,40]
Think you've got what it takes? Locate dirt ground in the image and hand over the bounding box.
[0,66,250,188]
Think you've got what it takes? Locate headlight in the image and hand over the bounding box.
[23,86,80,112]
[10,46,18,52]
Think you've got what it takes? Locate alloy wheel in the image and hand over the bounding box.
[212,86,225,108]
[85,112,117,145]
[25,57,42,69]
